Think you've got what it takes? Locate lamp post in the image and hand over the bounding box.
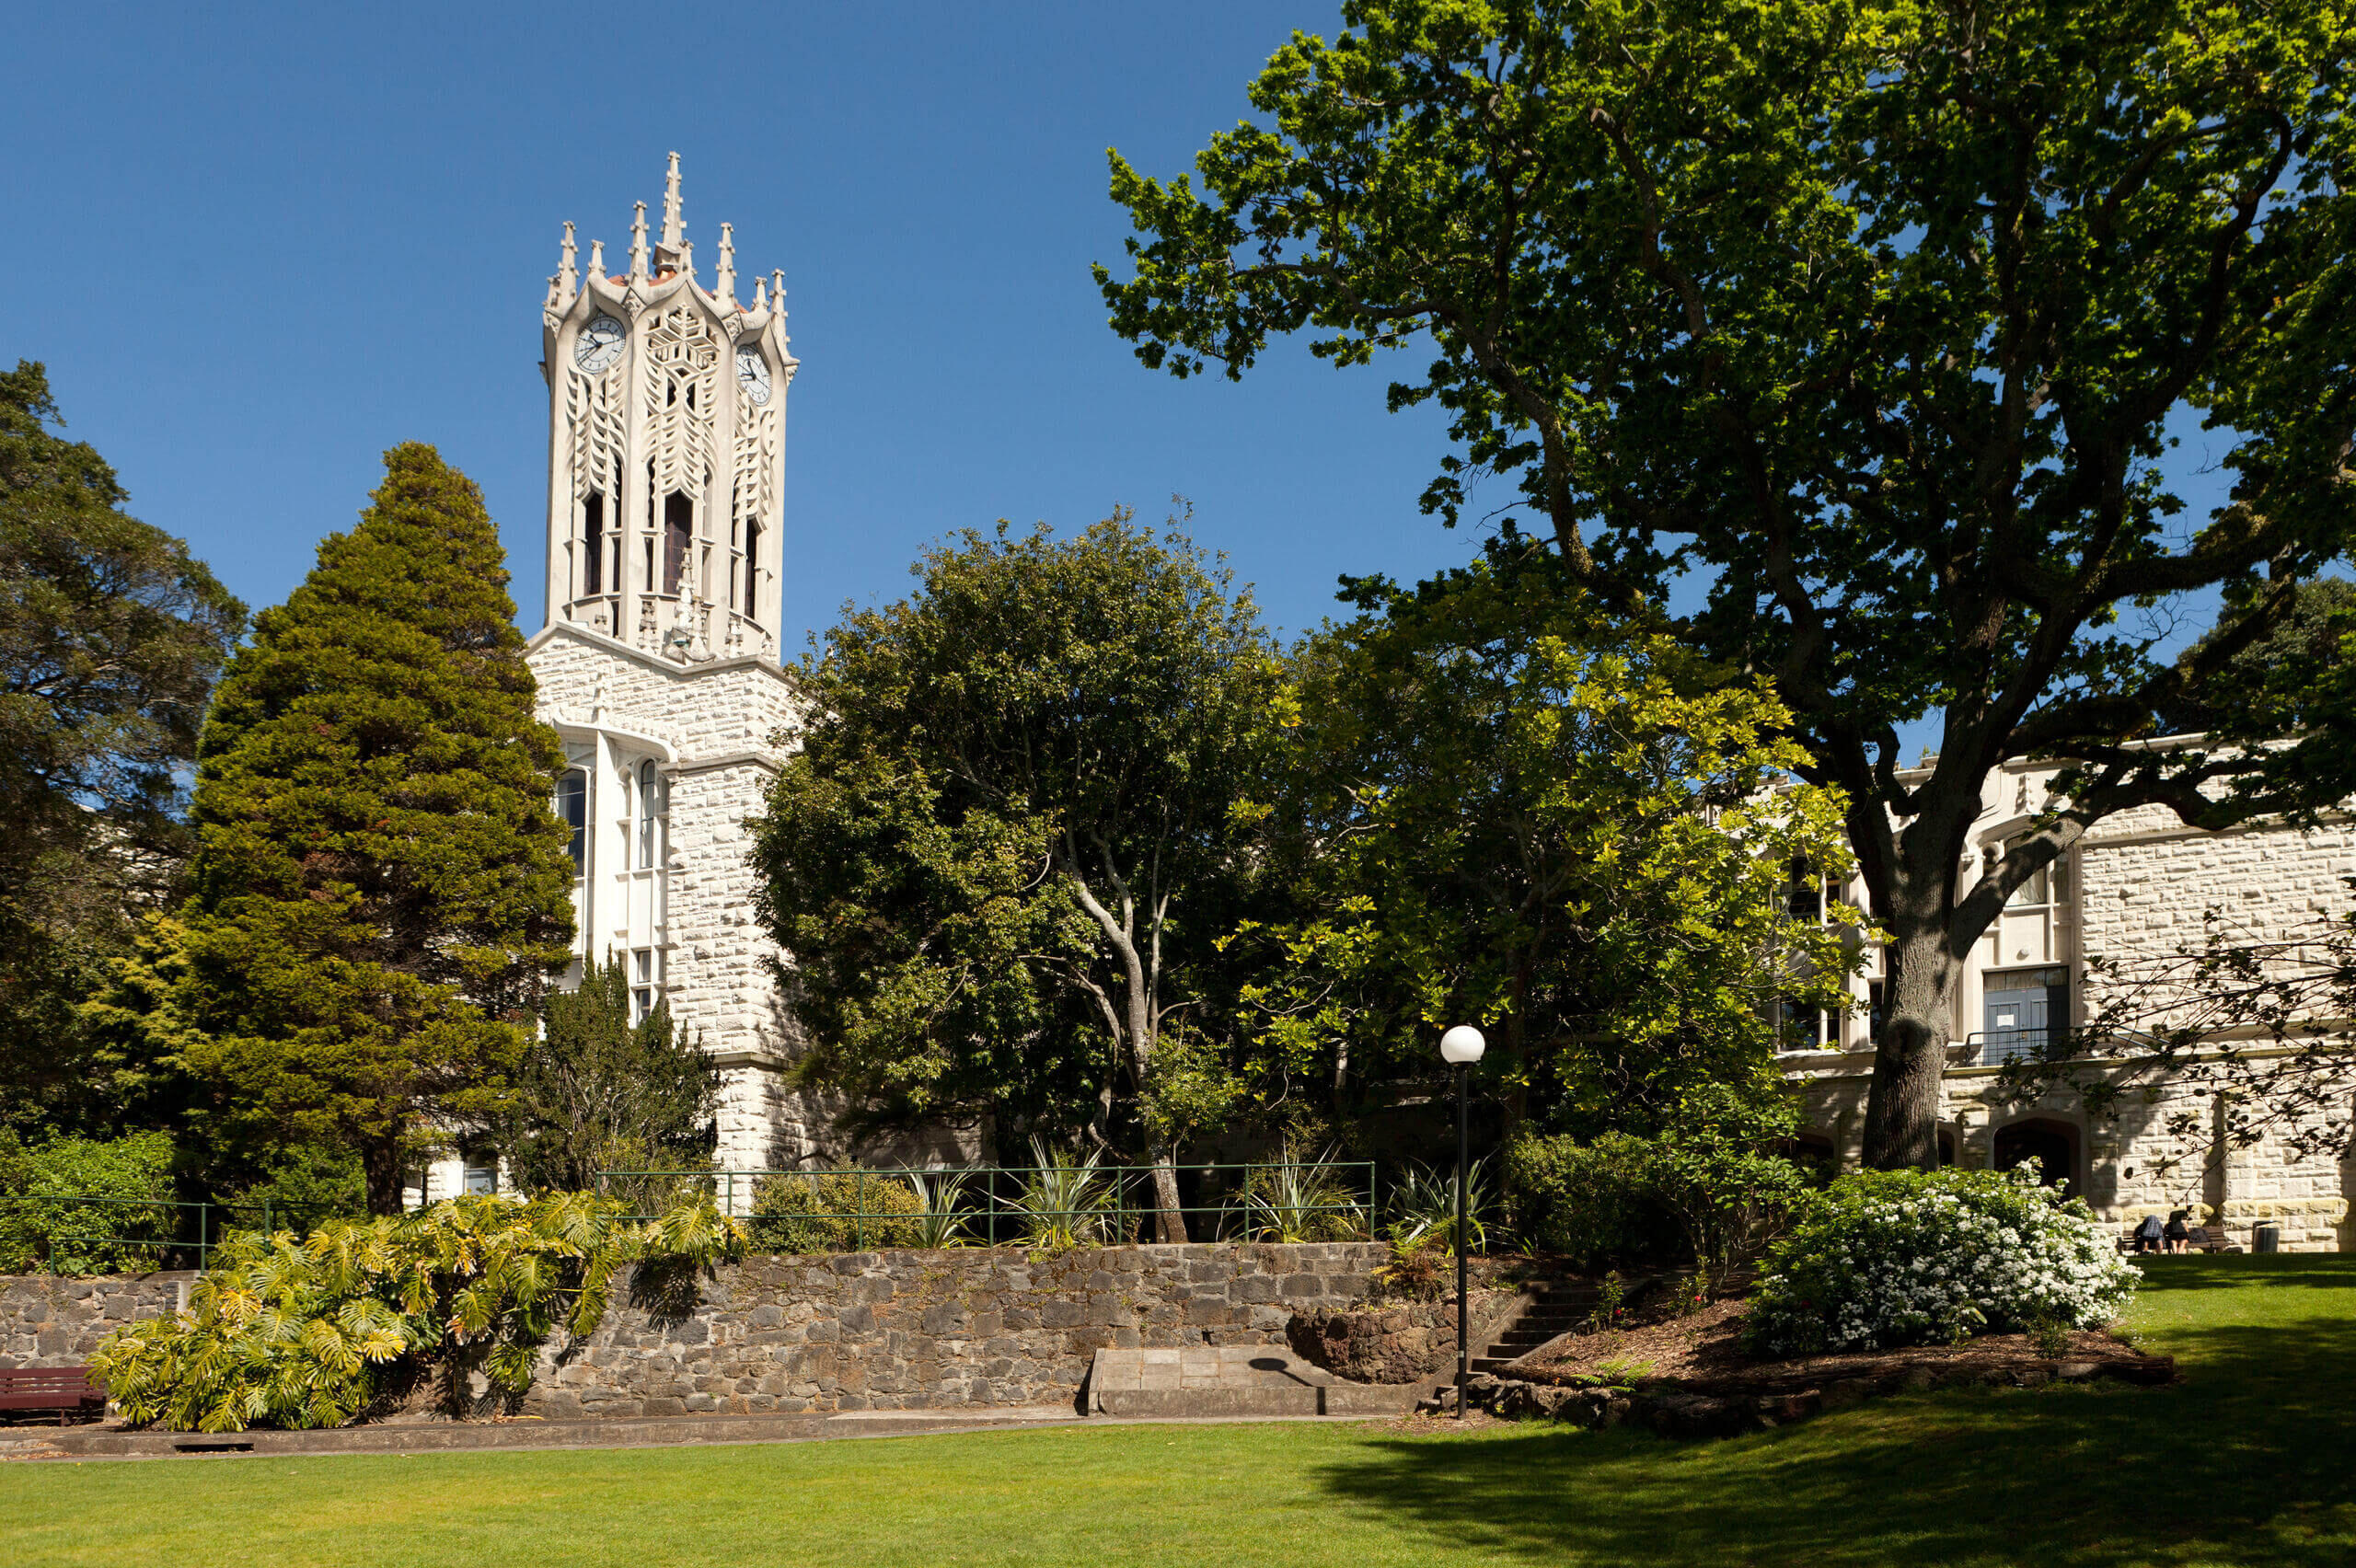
[1439,1024,1485,1418]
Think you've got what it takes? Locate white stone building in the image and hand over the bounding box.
[1784,752,2356,1251]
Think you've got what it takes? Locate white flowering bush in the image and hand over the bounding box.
[1745,1167,2138,1356]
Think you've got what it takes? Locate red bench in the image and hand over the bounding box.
[0,1366,105,1423]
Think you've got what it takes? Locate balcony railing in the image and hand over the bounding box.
[1963,1026,2053,1066]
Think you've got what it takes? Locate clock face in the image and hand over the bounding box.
[735,345,772,406]
[573,314,627,375]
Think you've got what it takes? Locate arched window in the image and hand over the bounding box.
[556,767,587,876]
[663,493,692,595]
[636,759,666,869]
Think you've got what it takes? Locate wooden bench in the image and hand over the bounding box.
[0,1366,105,1424]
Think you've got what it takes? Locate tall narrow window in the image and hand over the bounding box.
[636,759,665,869]
[744,523,761,614]
[663,493,692,595]
[581,493,606,595]
[556,768,587,876]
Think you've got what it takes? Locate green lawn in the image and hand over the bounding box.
[6,1256,2353,1567]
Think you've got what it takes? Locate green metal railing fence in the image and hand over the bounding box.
[592,1160,1379,1250]
[0,1194,342,1274]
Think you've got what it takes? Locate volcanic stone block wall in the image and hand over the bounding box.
[525,1241,1390,1418]
[0,1273,190,1367]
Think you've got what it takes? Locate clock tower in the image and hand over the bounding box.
[539,151,795,660]
[514,156,817,1184]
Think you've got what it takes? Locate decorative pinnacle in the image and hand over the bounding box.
[716,222,736,303]
[588,237,606,278]
[676,238,694,282]
[752,277,768,312]
[661,151,684,250]
[629,202,650,281]
[558,221,578,297]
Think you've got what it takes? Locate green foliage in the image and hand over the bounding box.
[512,959,722,1194]
[0,362,244,1133]
[1747,1168,2141,1356]
[90,445,576,1213]
[901,1167,977,1249]
[88,1191,744,1432]
[1013,1138,1118,1248]
[1236,571,1859,1134]
[225,1144,367,1233]
[1507,1089,1811,1276]
[1234,1147,1369,1242]
[1504,1131,1674,1271]
[0,1129,178,1274]
[1385,1155,1494,1253]
[1101,0,2356,1166]
[745,1172,926,1253]
[751,514,1281,1237]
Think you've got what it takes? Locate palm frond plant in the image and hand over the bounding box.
[1013,1137,1114,1249]
[901,1166,975,1249]
[89,1191,743,1433]
[1235,1146,1368,1242]
[1386,1156,1495,1253]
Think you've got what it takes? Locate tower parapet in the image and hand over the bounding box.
[541,155,795,662]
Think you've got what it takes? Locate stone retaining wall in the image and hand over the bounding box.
[0,1273,190,1367]
[525,1241,1388,1418]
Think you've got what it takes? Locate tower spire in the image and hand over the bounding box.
[661,151,684,249]
[716,222,736,303]
[629,202,650,281]
[557,221,579,298]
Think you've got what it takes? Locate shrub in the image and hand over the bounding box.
[745,1172,925,1253]
[0,1130,179,1274]
[1011,1139,1117,1248]
[89,1191,744,1432]
[1745,1167,2140,1356]
[1505,1131,1672,1267]
[1506,1089,1811,1280]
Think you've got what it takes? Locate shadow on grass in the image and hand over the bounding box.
[1312,1266,2356,1566]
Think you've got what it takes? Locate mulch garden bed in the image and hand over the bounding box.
[1462,1297,2176,1439]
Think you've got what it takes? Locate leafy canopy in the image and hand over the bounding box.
[0,362,243,1129]
[1233,566,1860,1134]
[753,515,1282,1155]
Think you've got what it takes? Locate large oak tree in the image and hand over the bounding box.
[1097,0,2356,1167]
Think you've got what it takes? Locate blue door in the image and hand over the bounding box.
[1981,968,2068,1063]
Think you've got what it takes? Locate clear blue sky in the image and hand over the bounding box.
[10,0,1479,654]
[13,0,2246,674]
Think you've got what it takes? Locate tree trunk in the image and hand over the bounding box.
[1148,1146,1187,1243]
[363,1138,407,1216]
[1861,917,1963,1170]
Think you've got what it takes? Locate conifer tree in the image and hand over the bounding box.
[165,444,575,1213]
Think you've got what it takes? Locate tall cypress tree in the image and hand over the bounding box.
[172,444,575,1213]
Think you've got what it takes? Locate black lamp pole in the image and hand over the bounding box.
[1455,1058,1469,1419]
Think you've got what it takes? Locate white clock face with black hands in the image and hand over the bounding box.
[574,314,626,375]
[736,345,772,406]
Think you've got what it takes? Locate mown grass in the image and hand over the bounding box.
[5,1255,2352,1567]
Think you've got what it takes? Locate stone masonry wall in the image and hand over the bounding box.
[0,1273,189,1368]
[525,1241,1389,1418]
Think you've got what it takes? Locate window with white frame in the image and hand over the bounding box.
[636,759,667,870]
[630,946,663,1023]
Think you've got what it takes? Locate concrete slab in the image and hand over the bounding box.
[1084,1348,1420,1418]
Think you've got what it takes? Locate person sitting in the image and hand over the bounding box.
[2165,1208,2193,1254]
[2132,1213,2165,1254]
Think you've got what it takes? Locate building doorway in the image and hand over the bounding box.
[1993,1118,2080,1197]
